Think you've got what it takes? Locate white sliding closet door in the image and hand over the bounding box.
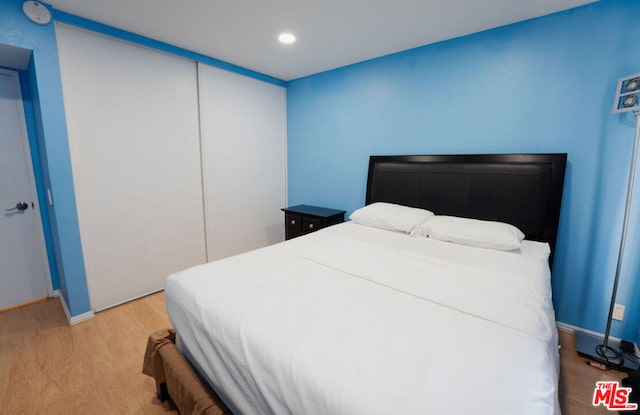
[198,63,286,260]
[56,24,206,311]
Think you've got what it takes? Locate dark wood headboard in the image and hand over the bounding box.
[366,154,567,262]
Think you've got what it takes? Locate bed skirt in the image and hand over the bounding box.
[142,328,231,415]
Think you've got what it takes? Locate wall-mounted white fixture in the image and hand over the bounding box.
[575,72,640,371]
[23,1,51,25]
[612,303,626,321]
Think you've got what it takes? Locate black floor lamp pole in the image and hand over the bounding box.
[575,75,640,371]
[599,111,640,358]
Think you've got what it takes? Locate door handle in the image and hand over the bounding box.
[5,202,29,212]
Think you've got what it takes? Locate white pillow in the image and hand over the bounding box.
[349,202,434,234]
[421,215,525,251]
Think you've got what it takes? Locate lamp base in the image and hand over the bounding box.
[575,330,640,371]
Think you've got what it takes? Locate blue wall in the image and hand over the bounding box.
[0,0,90,316]
[287,0,640,341]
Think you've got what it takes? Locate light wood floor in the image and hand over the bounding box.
[0,292,630,414]
[0,292,177,414]
[558,330,626,415]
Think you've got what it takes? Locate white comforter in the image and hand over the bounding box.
[165,222,560,415]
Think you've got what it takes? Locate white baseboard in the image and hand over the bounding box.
[557,321,624,341]
[51,289,60,298]
[557,321,640,358]
[59,293,95,326]
[556,321,573,334]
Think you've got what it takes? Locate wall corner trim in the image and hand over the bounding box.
[59,294,94,326]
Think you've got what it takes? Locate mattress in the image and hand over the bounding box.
[165,222,560,415]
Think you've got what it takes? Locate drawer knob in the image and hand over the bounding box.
[308,223,314,229]
[291,219,296,225]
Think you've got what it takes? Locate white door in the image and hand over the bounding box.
[56,24,206,311]
[0,69,51,310]
[198,63,286,260]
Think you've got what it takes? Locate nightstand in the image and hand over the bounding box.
[281,205,346,240]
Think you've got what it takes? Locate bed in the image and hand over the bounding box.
[147,153,567,415]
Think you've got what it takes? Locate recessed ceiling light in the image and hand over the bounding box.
[278,33,296,45]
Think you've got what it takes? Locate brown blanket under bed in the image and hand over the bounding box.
[142,328,232,415]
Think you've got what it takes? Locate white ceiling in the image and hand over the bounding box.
[44,0,596,81]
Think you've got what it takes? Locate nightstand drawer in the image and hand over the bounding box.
[303,217,322,232]
[285,213,303,231]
